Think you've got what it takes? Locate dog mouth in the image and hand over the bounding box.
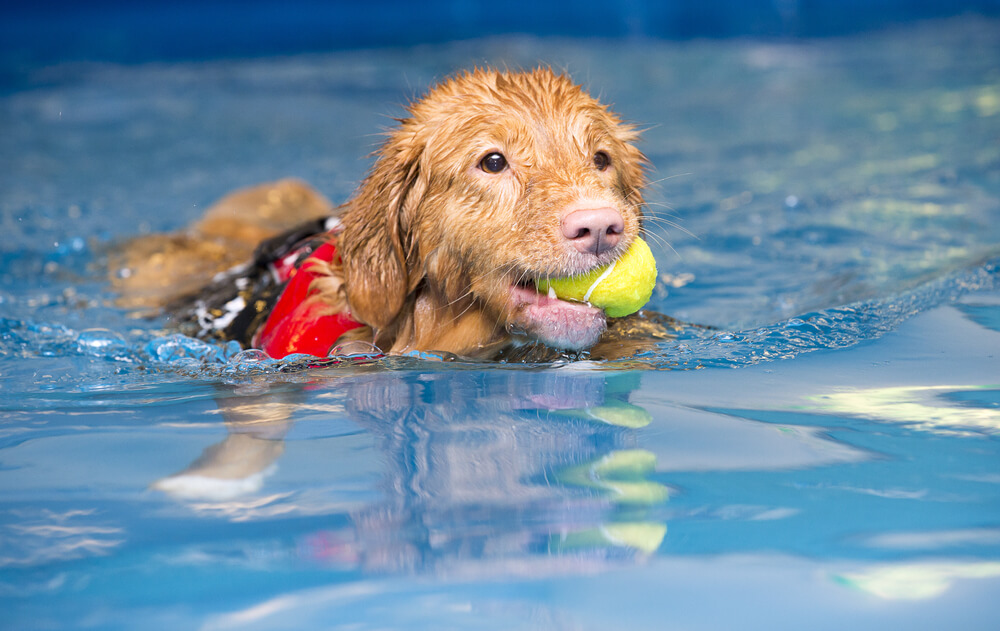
[505,279,606,351]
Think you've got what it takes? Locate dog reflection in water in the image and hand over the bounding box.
[153,369,669,572]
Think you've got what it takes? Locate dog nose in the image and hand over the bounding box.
[561,207,624,255]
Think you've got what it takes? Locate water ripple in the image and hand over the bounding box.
[0,258,996,384]
[653,257,998,369]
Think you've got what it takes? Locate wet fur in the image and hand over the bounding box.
[114,68,676,359]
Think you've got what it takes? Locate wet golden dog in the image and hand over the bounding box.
[114,68,676,359]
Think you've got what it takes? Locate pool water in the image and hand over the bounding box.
[3,16,1000,631]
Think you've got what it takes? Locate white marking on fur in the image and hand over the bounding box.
[210,296,246,330]
[195,302,212,335]
[267,264,281,283]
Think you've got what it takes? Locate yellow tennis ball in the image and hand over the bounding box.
[537,238,657,318]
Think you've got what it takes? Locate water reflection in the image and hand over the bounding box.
[155,369,671,572]
[834,561,1000,600]
[811,385,1000,436]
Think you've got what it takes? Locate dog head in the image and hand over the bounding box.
[339,68,648,357]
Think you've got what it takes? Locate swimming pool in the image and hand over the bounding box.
[2,12,1000,631]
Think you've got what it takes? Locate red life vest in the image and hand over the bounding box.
[252,238,365,359]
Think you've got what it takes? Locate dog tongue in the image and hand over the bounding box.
[507,285,606,350]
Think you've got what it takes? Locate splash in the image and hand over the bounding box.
[1,257,995,380]
[652,257,999,369]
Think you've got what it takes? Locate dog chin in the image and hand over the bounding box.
[506,284,607,351]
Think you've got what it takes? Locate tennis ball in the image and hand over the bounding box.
[537,237,657,317]
[551,521,667,554]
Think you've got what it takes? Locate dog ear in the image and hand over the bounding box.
[339,131,424,333]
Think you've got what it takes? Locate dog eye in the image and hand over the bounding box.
[593,151,611,171]
[479,152,508,174]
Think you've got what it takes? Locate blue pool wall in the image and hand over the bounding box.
[4,0,1000,71]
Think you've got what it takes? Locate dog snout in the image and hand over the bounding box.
[561,207,624,255]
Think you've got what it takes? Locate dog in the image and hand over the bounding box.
[112,67,679,360]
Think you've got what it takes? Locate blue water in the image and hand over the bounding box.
[3,16,1000,631]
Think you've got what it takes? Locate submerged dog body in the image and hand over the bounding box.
[115,68,668,359]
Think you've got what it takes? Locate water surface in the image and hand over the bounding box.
[2,17,1000,630]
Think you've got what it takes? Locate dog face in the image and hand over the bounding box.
[339,68,648,357]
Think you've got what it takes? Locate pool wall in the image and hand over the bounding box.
[4,0,1000,70]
